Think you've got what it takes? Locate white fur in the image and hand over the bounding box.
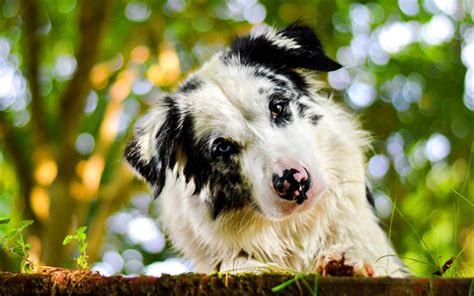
[256,28,302,50]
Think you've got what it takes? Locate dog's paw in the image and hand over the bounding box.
[315,250,375,277]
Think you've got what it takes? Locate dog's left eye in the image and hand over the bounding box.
[218,142,231,153]
[213,139,237,157]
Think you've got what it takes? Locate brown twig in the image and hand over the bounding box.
[0,116,37,229]
[20,0,48,148]
[58,0,115,151]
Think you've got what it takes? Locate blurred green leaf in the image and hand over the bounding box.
[62,235,74,246]
[0,218,11,225]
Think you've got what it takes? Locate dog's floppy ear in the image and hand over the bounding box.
[230,24,341,72]
[124,96,183,198]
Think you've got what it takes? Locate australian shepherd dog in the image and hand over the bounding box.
[125,24,407,276]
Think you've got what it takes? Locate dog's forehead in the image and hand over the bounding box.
[182,59,283,141]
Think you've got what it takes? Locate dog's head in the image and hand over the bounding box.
[125,25,342,220]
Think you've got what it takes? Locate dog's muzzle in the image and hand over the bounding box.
[272,166,311,205]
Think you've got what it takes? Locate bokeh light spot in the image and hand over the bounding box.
[420,15,455,45]
[75,133,95,155]
[57,0,76,14]
[127,217,165,253]
[346,82,376,109]
[84,91,99,114]
[125,2,151,22]
[398,0,419,16]
[145,258,192,276]
[103,251,124,274]
[374,193,393,219]
[54,55,77,80]
[368,154,390,179]
[424,133,451,162]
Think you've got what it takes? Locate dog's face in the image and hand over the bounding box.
[125,25,342,220]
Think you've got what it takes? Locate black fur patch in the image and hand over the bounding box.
[254,68,290,89]
[179,78,202,93]
[297,102,322,125]
[365,185,375,208]
[227,24,341,72]
[151,96,184,195]
[277,24,342,71]
[124,96,184,197]
[124,137,159,186]
[126,97,254,219]
[179,117,254,219]
[226,25,341,93]
[309,114,322,125]
[249,60,309,93]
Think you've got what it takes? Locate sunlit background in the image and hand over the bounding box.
[0,0,473,277]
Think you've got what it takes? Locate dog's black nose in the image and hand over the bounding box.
[272,168,311,204]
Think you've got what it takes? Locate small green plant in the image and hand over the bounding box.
[380,192,471,278]
[0,218,34,273]
[63,226,89,269]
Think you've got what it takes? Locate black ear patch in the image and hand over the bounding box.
[228,24,341,72]
[124,137,159,187]
[124,96,184,198]
[278,25,342,71]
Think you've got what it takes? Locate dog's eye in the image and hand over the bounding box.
[269,100,289,119]
[217,142,231,153]
[214,139,237,157]
[270,103,284,118]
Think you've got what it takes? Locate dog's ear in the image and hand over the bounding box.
[230,24,341,72]
[124,96,183,198]
[276,24,342,71]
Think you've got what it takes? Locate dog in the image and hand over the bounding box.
[125,24,407,276]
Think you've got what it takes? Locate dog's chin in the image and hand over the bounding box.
[260,184,326,220]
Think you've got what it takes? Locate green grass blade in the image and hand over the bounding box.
[451,188,473,207]
[469,279,473,296]
[393,205,438,264]
[271,273,306,293]
[271,277,297,292]
[313,274,318,296]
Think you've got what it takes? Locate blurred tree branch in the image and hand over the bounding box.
[20,0,47,148]
[86,164,134,263]
[58,0,114,150]
[41,0,115,266]
[0,116,35,226]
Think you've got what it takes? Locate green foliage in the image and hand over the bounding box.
[63,226,89,269]
[0,219,34,273]
[0,0,472,276]
[0,218,11,225]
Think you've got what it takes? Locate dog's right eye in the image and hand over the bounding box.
[269,97,290,123]
[270,102,285,119]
